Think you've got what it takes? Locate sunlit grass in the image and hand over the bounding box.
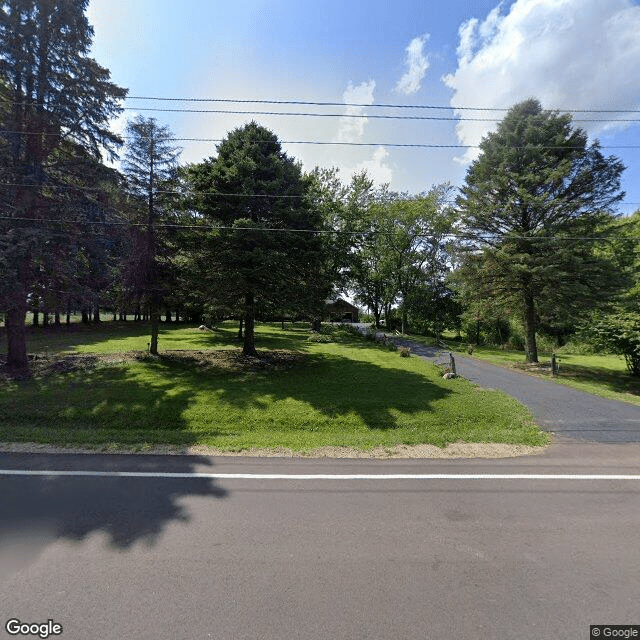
[0,322,548,451]
[405,333,640,406]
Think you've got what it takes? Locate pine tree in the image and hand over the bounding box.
[0,0,126,369]
[122,116,181,355]
[456,99,625,363]
[187,122,323,356]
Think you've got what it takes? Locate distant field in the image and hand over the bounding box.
[0,321,547,451]
[404,333,640,406]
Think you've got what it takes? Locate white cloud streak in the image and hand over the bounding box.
[335,80,376,143]
[395,34,430,95]
[443,0,640,164]
[350,146,393,186]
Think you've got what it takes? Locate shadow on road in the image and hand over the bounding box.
[0,454,228,576]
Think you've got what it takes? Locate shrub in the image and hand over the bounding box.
[583,312,640,376]
[307,333,332,343]
[466,344,475,355]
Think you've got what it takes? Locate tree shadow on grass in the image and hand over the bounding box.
[0,365,207,442]
[10,321,310,356]
[0,363,229,571]
[557,363,640,402]
[146,351,453,431]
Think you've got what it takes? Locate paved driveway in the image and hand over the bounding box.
[391,337,640,444]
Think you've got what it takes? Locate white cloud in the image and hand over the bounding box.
[335,80,376,143]
[395,34,430,95]
[443,0,640,164]
[347,147,393,186]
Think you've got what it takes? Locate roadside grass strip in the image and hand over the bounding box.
[0,469,639,481]
[0,322,548,450]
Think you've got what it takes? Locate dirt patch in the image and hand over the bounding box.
[0,349,305,380]
[0,441,547,459]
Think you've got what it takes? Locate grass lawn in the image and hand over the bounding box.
[0,321,547,451]
[403,333,640,406]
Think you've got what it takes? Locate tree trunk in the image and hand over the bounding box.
[93,306,100,323]
[237,317,243,340]
[54,311,60,326]
[243,291,258,356]
[6,303,29,370]
[373,307,381,329]
[81,308,89,324]
[165,310,171,323]
[33,309,39,326]
[43,311,49,327]
[149,293,160,355]
[523,292,538,363]
[311,318,321,332]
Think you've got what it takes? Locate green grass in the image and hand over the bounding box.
[0,322,548,451]
[404,333,640,406]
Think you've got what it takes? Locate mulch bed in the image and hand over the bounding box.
[0,349,305,381]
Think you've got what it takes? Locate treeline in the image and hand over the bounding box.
[1,2,639,374]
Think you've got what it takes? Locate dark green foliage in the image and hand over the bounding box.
[456,99,626,363]
[585,312,640,376]
[186,122,324,355]
[121,116,181,355]
[0,0,126,368]
[407,282,461,338]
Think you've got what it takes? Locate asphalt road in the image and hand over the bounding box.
[2,450,640,640]
[391,337,640,443]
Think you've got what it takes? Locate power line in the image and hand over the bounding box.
[111,96,640,114]
[6,94,640,113]
[3,131,640,153]
[2,216,639,242]
[2,183,640,208]
[121,106,640,123]
[5,99,640,122]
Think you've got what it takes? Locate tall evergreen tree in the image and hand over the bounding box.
[187,122,323,356]
[0,0,126,369]
[122,116,181,355]
[456,99,625,362]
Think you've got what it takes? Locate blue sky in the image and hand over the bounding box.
[87,0,640,215]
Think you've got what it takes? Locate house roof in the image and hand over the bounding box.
[325,298,359,311]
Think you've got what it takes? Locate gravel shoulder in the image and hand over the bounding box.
[0,441,547,458]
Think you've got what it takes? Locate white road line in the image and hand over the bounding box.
[1,470,640,480]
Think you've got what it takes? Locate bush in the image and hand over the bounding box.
[583,312,640,376]
[535,333,557,354]
[466,344,475,355]
[307,333,332,343]
[556,340,600,356]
